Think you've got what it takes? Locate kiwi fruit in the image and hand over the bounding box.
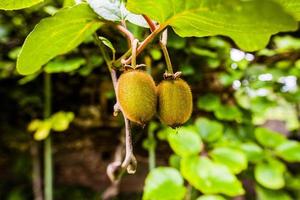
[157,78,193,127]
[117,70,157,125]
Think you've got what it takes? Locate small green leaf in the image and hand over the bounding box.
[167,127,202,157]
[44,58,86,73]
[256,185,292,200]
[275,140,300,162]
[0,0,43,10]
[127,0,298,51]
[17,4,102,75]
[195,118,223,143]
[196,195,226,200]
[28,119,42,132]
[197,93,220,112]
[255,127,286,148]
[239,142,264,163]
[255,159,286,189]
[214,105,242,122]
[210,147,248,174]
[143,167,186,200]
[98,36,116,55]
[51,111,74,132]
[181,156,244,196]
[34,120,52,141]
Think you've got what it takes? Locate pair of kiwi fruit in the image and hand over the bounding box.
[116,68,193,128]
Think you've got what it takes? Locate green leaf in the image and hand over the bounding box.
[169,154,181,170]
[143,167,186,200]
[239,142,264,163]
[50,111,74,132]
[254,159,286,189]
[98,36,116,54]
[255,127,286,148]
[127,0,297,51]
[34,120,52,141]
[167,127,202,157]
[197,93,220,112]
[214,105,242,122]
[210,147,248,174]
[196,195,226,200]
[17,4,102,75]
[0,0,43,10]
[195,118,223,143]
[275,0,300,20]
[87,0,148,27]
[181,156,244,196]
[256,185,292,200]
[275,140,300,162]
[44,58,86,73]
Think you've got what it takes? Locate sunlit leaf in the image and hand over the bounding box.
[255,159,286,189]
[17,4,102,75]
[275,140,300,162]
[195,118,223,142]
[181,156,244,196]
[127,0,297,51]
[143,167,186,200]
[210,147,248,174]
[0,0,43,10]
[255,127,286,148]
[167,127,203,157]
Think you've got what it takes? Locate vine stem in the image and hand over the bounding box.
[148,130,156,170]
[44,73,52,200]
[143,15,174,74]
[93,34,137,179]
[123,24,166,65]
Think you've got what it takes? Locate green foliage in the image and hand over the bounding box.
[254,159,286,189]
[209,147,248,174]
[181,156,244,196]
[28,111,74,140]
[255,127,286,148]
[196,195,225,200]
[195,118,223,142]
[0,0,43,10]
[127,0,298,51]
[275,140,300,162]
[167,127,203,157]
[17,4,102,75]
[142,167,186,200]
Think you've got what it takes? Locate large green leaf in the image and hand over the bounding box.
[167,127,203,157]
[17,4,102,75]
[0,0,43,10]
[275,140,300,162]
[181,156,244,196]
[143,167,186,200]
[197,93,221,112]
[210,147,248,174]
[195,118,223,142]
[127,0,297,51]
[255,127,286,148]
[256,185,292,200]
[275,0,300,20]
[254,159,286,189]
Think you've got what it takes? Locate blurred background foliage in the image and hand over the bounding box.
[0,0,300,200]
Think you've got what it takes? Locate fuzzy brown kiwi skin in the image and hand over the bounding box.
[117,70,157,125]
[157,78,193,127]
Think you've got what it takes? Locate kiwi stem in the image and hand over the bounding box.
[116,25,135,45]
[143,16,174,74]
[94,34,137,179]
[123,24,167,65]
[131,39,138,68]
[159,29,174,74]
